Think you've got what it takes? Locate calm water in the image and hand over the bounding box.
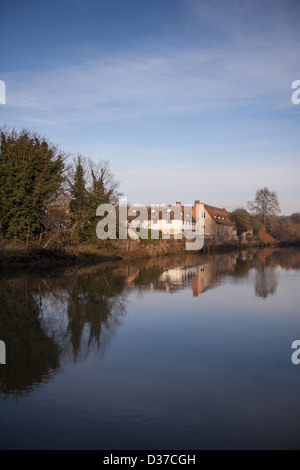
[1,248,300,449]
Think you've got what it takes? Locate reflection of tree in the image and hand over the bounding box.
[65,269,126,361]
[0,266,127,397]
[233,257,252,277]
[0,279,59,397]
[0,248,298,397]
[255,265,278,299]
[133,266,164,287]
[268,248,300,270]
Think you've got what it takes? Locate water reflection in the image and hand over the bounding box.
[0,278,59,396]
[0,247,300,398]
[128,248,300,298]
[0,266,126,397]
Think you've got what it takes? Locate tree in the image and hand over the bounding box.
[68,156,89,240]
[0,128,64,241]
[290,213,300,225]
[269,216,300,242]
[229,208,251,235]
[248,187,280,227]
[67,156,120,242]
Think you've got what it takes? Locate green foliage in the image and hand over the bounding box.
[0,128,121,245]
[68,156,89,241]
[0,128,64,240]
[229,208,251,235]
[69,157,88,216]
[67,156,120,242]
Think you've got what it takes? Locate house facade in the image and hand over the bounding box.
[199,203,237,240]
[129,202,198,237]
[117,200,237,241]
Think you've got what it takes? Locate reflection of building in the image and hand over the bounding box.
[191,262,214,296]
[123,248,286,300]
[191,254,238,296]
[128,253,240,297]
[159,266,197,292]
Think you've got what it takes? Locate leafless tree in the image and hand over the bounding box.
[248,187,280,226]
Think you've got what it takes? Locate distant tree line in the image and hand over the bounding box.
[230,187,300,242]
[0,127,120,245]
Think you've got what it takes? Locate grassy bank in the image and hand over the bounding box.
[199,238,281,254]
[0,238,186,269]
[0,236,293,270]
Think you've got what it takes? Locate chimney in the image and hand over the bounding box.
[193,200,200,219]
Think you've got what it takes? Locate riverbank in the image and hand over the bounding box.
[0,244,118,270]
[0,237,297,270]
[0,239,185,269]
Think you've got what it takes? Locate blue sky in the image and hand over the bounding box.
[1,0,299,214]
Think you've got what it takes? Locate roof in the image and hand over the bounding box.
[204,204,235,226]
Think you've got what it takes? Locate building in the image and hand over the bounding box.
[198,203,237,240]
[128,202,197,238]
[116,200,237,241]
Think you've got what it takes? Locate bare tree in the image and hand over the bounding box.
[248,187,280,226]
[66,155,121,205]
[86,158,121,205]
[66,155,121,241]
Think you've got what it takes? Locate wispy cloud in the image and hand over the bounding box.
[1,0,299,214]
[4,30,298,128]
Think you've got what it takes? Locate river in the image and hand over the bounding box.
[0,247,300,449]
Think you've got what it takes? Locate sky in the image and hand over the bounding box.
[0,0,299,214]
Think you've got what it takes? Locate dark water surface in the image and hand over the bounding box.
[1,248,300,449]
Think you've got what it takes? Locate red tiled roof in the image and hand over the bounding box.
[204,204,235,226]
